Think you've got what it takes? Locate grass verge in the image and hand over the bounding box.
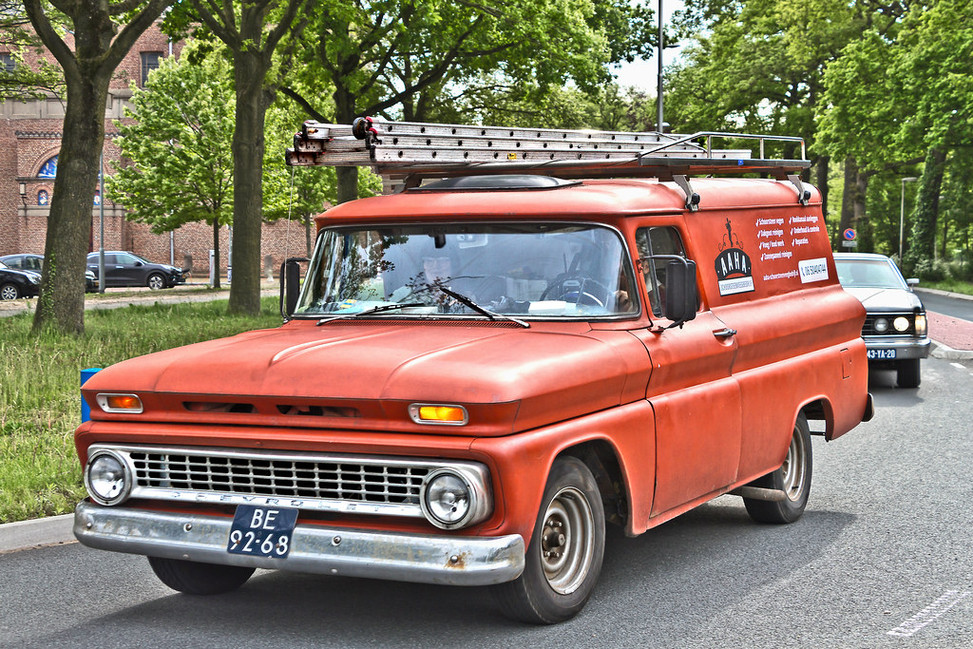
[0,297,282,524]
[922,279,973,297]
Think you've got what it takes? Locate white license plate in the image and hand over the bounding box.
[227,505,298,558]
[867,349,896,360]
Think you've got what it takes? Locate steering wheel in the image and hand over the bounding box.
[540,276,612,307]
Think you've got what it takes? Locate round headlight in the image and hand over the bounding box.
[421,470,474,529]
[84,451,132,505]
[893,316,910,332]
[873,317,890,333]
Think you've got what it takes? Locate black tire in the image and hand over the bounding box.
[0,283,20,300]
[744,414,812,524]
[896,358,921,388]
[146,272,166,290]
[147,556,254,595]
[493,456,605,624]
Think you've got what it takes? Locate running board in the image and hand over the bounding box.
[729,486,788,502]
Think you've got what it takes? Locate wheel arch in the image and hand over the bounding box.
[559,439,629,533]
[799,397,834,438]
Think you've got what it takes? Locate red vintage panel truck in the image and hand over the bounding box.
[74,119,872,623]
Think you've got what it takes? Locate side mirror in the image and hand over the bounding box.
[664,259,698,325]
[906,278,919,286]
[280,257,309,318]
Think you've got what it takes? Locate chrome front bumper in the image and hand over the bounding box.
[74,502,525,587]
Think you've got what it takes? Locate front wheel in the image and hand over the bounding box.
[744,414,812,524]
[896,358,921,388]
[493,456,605,624]
[146,272,166,290]
[148,556,254,595]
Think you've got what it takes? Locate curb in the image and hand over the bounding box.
[0,513,75,554]
[914,287,973,302]
[931,340,973,361]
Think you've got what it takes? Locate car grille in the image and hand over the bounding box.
[95,444,469,518]
[862,312,918,337]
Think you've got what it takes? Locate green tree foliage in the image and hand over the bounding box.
[0,2,63,101]
[110,45,236,288]
[282,0,648,201]
[164,0,312,316]
[24,0,170,335]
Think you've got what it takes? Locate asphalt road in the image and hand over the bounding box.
[2,356,971,648]
[916,289,973,323]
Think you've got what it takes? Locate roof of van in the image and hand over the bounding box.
[317,176,820,224]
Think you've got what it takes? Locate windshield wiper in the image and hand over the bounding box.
[437,286,530,328]
[316,302,424,326]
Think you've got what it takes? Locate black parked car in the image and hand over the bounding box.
[1,253,98,292]
[0,260,41,300]
[86,251,188,290]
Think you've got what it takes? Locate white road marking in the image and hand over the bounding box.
[951,362,966,370]
[887,589,970,637]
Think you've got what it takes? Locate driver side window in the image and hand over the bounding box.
[635,226,688,317]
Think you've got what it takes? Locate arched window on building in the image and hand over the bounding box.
[38,190,49,205]
[38,155,58,178]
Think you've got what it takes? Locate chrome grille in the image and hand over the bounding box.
[94,444,484,519]
[129,450,428,504]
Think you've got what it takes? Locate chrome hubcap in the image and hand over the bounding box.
[781,427,807,501]
[541,486,595,595]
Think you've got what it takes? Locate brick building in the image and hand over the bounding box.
[0,22,310,280]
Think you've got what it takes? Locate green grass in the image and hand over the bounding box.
[0,298,283,524]
[922,279,973,296]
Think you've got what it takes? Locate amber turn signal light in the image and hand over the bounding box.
[409,403,468,425]
[96,393,144,414]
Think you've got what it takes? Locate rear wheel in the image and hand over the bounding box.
[744,414,812,524]
[147,556,254,595]
[896,358,921,388]
[493,456,605,624]
[0,283,20,300]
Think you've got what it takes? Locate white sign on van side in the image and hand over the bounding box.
[798,257,829,284]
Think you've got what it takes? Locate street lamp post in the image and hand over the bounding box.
[899,176,918,261]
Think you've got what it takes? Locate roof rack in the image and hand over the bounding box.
[286,117,811,201]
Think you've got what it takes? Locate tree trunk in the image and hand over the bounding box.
[854,168,871,252]
[835,156,859,250]
[814,155,829,223]
[212,218,221,289]
[334,83,360,203]
[227,51,272,315]
[904,147,947,275]
[32,76,109,334]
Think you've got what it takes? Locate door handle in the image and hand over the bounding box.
[712,328,737,339]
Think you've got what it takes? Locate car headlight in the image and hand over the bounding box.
[28,275,41,285]
[420,466,492,530]
[84,449,132,506]
[873,317,889,333]
[893,316,911,333]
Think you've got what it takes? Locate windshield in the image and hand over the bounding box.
[835,258,908,290]
[295,223,639,319]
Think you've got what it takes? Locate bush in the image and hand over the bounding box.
[912,258,948,282]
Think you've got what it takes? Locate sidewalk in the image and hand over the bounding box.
[0,280,279,318]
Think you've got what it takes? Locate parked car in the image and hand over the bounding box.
[0,260,41,299]
[1,253,97,292]
[834,252,930,388]
[86,251,187,289]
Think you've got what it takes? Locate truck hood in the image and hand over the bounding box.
[84,321,650,433]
